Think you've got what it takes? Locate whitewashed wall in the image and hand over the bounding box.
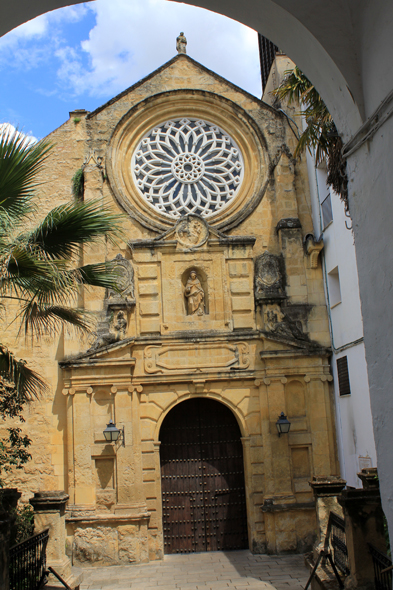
[306,159,377,488]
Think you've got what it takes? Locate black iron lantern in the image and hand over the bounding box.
[103,419,124,445]
[276,412,291,436]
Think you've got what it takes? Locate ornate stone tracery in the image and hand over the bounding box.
[132,118,244,219]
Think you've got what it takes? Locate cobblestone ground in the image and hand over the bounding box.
[78,550,309,590]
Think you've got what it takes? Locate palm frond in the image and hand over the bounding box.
[0,245,74,305]
[75,262,123,290]
[27,199,124,260]
[0,344,47,400]
[17,302,91,338]
[272,65,348,203]
[0,130,51,221]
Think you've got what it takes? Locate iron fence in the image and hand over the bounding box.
[9,528,49,590]
[305,511,348,590]
[368,543,393,590]
[328,512,350,575]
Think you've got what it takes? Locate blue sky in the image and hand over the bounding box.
[0,0,262,141]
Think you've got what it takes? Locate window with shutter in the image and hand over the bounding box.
[337,356,351,396]
[321,191,333,228]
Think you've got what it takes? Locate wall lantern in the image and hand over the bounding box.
[103,419,125,446]
[276,412,291,437]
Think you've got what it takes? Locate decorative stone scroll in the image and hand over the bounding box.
[87,310,128,352]
[263,304,309,343]
[106,254,135,309]
[305,234,324,268]
[254,252,286,302]
[144,342,250,374]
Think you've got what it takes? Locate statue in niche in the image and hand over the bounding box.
[184,270,204,316]
[176,32,187,54]
[114,311,127,340]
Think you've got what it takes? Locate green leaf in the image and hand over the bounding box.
[0,345,47,400]
[0,129,51,221]
[27,199,123,260]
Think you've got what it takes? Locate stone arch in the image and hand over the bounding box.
[158,396,249,553]
[0,0,363,137]
[153,391,248,444]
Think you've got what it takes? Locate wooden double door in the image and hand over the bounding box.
[160,398,248,554]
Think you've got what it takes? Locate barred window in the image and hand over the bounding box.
[337,356,351,396]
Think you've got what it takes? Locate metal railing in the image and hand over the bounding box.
[368,543,393,590]
[305,511,348,589]
[328,512,349,575]
[9,528,49,590]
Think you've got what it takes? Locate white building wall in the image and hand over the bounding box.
[306,159,377,487]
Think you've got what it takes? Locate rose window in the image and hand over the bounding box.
[131,118,244,218]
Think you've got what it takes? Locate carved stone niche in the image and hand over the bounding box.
[182,267,208,316]
[254,252,286,303]
[105,254,135,311]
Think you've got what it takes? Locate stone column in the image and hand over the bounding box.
[309,476,346,555]
[30,491,82,589]
[338,469,387,590]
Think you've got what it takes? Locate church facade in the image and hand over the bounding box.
[5,52,339,565]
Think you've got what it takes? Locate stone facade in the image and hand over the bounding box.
[1,54,339,563]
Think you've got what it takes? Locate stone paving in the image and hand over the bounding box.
[78,550,309,590]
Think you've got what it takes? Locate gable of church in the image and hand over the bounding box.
[2,49,337,564]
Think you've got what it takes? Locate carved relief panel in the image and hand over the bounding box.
[254,252,286,303]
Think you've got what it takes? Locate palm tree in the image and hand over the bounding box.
[0,129,123,400]
[273,66,348,207]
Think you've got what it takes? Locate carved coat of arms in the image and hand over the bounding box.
[106,254,135,307]
[175,214,209,250]
[254,252,286,302]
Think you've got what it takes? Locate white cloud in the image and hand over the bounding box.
[6,5,90,42]
[0,0,261,103]
[55,0,262,100]
[0,123,37,144]
[0,3,90,66]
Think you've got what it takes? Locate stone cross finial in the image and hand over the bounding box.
[176,32,187,54]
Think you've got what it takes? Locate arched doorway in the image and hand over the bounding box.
[159,398,248,554]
